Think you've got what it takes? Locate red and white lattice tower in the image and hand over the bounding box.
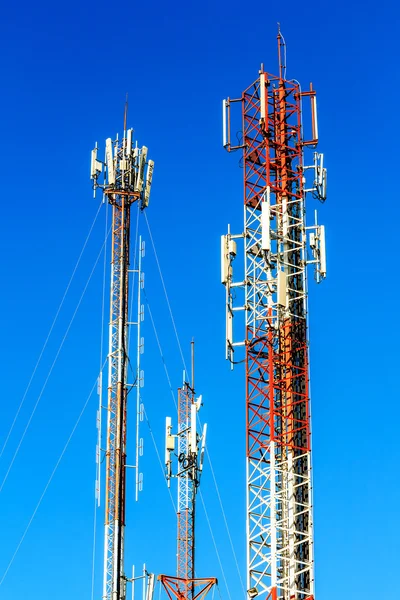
[160,345,217,600]
[221,31,327,600]
[91,115,154,600]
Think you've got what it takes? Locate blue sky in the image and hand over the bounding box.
[0,0,397,599]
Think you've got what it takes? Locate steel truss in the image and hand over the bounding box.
[91,128,153,600]
[222,47,326,599]
[177,384,195,594]
[103,191,133,600]
[244,71,313,600]
[161,374,216,600]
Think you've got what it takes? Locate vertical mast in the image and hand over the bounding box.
[176,381,195,596]
[160,344,217,600]
[222,31,327,600]
[91,125,154,600]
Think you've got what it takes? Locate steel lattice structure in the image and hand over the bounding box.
[222,32,327,600]
[91,124,154,600]
[161,354,216,600]
[177,383,195,592]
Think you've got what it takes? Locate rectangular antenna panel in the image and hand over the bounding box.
[261,191,270,251]
[127,129,132,156]
[277,270,288,308]
[135,146,148,192]
[227,305,233,349]
[91,148,97,178]
[190,403,197,454]
[143,159,154,207]
[320,225,326,276]
[311,95,319,141]
[91,148,103,179]
[165,417,174,464]
[321,168,327,200]
[260,73,266,121]
[221,235,228,284]
[105,138,115,185]
[222,100,227,147]
[318,153,324,185]
[200,423,207,471]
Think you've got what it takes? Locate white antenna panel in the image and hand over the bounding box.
[91,148,103,179]
[105,138,115,185]
[318,153,324,185]
[277,270,288,308]
[222,100,227,147]
[260,73,266,121]
[143,159,154,208]
[199,423,207,471]
[221,236,228,284]
[321,168,327,200]
[190,403,197,454]
[165,417,174,464]
[261,195,270,251]
[320,225,326,277]
[311,95,319,141]
[135,146,148,192]
[127,129,133,156]
[91,148,98,179]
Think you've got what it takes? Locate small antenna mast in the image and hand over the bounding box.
[277,23,287,80]
[191,339,195,391]
[124,93,129,132]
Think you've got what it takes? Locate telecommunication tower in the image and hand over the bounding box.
[91,109,154,600]
[159,343,217,600]
[221,30,327,600]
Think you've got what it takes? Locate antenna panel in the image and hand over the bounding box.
[221,235,229,284]
[199,423,207,471]
[277,270,288,308]
[105,138,115,185]
[261,192,271,251]
[260,73,266,122]
[143,159,154,208]
[222,100,228,147]
[127,129,133,156]
[190,403,197,454]
[135,146,148,192]
[321,168,327,200]
[311,94,319,141]
[320,225,326,277]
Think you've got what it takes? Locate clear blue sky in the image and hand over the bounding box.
[0,1,397,599]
